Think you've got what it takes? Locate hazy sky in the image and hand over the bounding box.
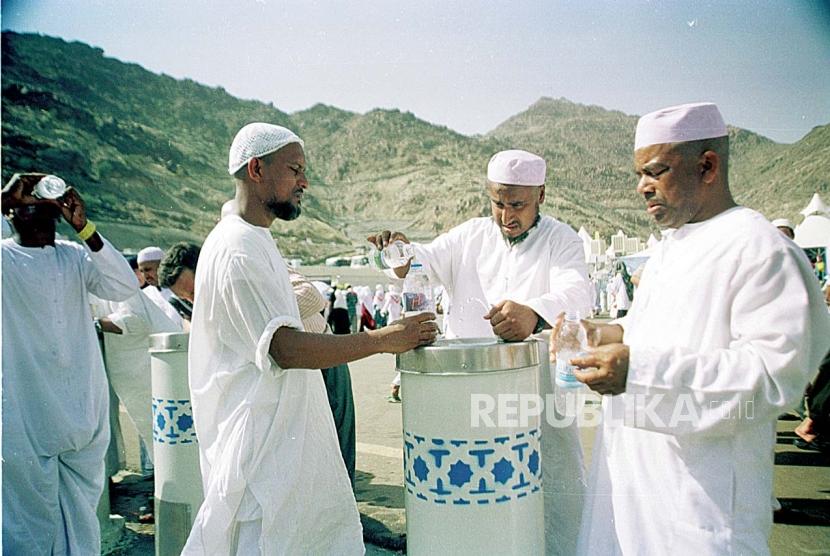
[3,0,829,143]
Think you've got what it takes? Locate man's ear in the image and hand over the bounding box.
[699,151,720,184]
[246,157,263,182]
[539,185,546,204]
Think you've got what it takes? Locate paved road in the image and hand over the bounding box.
[107,348,829,554]
[350,352,830,554]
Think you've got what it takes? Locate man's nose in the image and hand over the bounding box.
[636,175,653,196]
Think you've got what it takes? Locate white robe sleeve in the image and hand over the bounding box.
[413,226,462,292]
[81,236,140,302]
[109,306,148,336]
[624,248,830,437]
[109,290,182,336]
[221,254,304,376]
[523,234,594,324]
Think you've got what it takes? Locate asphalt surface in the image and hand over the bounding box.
[106,350,829,554]
[349,352,830,555]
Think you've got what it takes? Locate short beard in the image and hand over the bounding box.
[268,200,301,221]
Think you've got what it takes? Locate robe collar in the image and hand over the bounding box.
[502,214,542,246]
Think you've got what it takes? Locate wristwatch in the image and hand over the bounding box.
[533,315,547,334]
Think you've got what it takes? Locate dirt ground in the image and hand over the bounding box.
[105,472,155,555]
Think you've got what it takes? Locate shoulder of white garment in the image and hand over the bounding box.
[691,207,802,261]
[452,216,493,237]
[537,215,582,241]
[202,215,276,267]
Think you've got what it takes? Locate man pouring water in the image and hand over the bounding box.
[368,149,594,555]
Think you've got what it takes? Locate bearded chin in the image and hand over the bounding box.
[269,200,301,221]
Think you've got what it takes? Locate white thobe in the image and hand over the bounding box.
[382,292,402,322]
[183,215,362,555]
[578,207,830,555]
[93,290,182,452]
[608,273,631,314]
[143,284,184,328]
[413,216,595,556]
[2,237,138,555]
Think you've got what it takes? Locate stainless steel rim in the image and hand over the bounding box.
[396,337,540,375]
[149,332,189,352]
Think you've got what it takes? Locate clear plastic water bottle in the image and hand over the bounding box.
[32,175,67,200]
[372,240,415,270]
[553,310,588,417]
[402,263,435,315]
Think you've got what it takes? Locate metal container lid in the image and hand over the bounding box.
[149,332,189,352]
[397,337,539,375]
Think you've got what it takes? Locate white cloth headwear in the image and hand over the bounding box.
[228,123,304,175]
[137,246,164,264]
[771,218,794,230]
[635,102,727,150]
[487,150,546,186]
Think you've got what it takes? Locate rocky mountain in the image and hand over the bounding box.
[2,32,827,261]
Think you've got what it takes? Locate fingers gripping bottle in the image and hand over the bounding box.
[372,240,415,270]
[553,310,588,417]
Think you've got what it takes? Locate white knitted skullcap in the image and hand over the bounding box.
[137,246,164,264]
[635,102,727,150]
[228,123,304,175]
[771,218,794,230]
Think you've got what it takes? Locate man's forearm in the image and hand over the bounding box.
[269,327,382,370]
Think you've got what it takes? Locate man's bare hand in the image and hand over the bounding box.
[97,317,123,335]
[2,173,48,214]
[570,343,630,395]
[372,312,438,353]
[484,300,537,342]
[57,187,89,232]
[366,230,412,277]
[366,230,410,251]
[548,313,626,365]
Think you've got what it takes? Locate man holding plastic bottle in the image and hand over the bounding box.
[561,103,830,554]
[2,173,139,554]
[368,149,594,555]
[183,123,438,554]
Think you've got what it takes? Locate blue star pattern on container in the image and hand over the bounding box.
[153,398,198,445]
[403,429,541,505]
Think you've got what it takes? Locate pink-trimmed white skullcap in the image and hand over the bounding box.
[137,246,164,264]
[487,150,546,186]
[228,123,304,175]
[635,102,727,150]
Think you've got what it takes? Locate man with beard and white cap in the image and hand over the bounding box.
[183,123,438,554]
[137,246,165,288]
[562,102,830,554]
[137,245,183,327]
[368,149,594,555]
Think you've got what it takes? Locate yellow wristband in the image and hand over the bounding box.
[77,220,96,241]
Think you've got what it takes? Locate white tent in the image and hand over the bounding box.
[800,193,829,218]
[794,193,830,251]
[578,226,593,261]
